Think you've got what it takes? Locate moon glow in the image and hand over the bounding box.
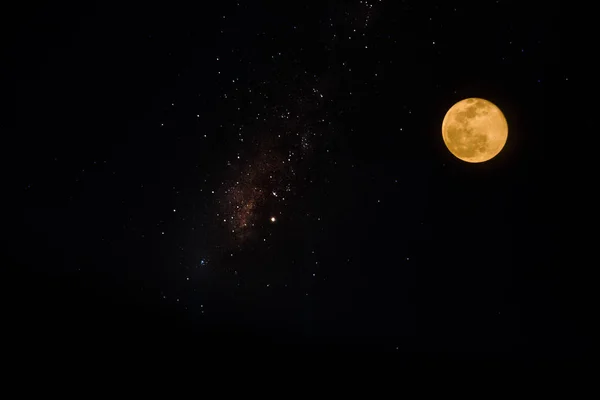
[442,98,508,163]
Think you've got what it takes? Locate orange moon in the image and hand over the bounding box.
[442,98,508,163]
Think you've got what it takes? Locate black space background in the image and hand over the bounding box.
[3,0,593,360]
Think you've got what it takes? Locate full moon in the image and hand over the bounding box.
[442,98,508,163]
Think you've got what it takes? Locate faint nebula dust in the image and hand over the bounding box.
[205,0,385,254]
[214,85,326,249]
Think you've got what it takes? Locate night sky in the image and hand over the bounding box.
[6,0,591,358]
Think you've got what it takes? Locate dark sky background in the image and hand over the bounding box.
[5,0,592,358]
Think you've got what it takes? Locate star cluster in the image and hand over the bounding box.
[200,1,385,258]
[216,85,326,247]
